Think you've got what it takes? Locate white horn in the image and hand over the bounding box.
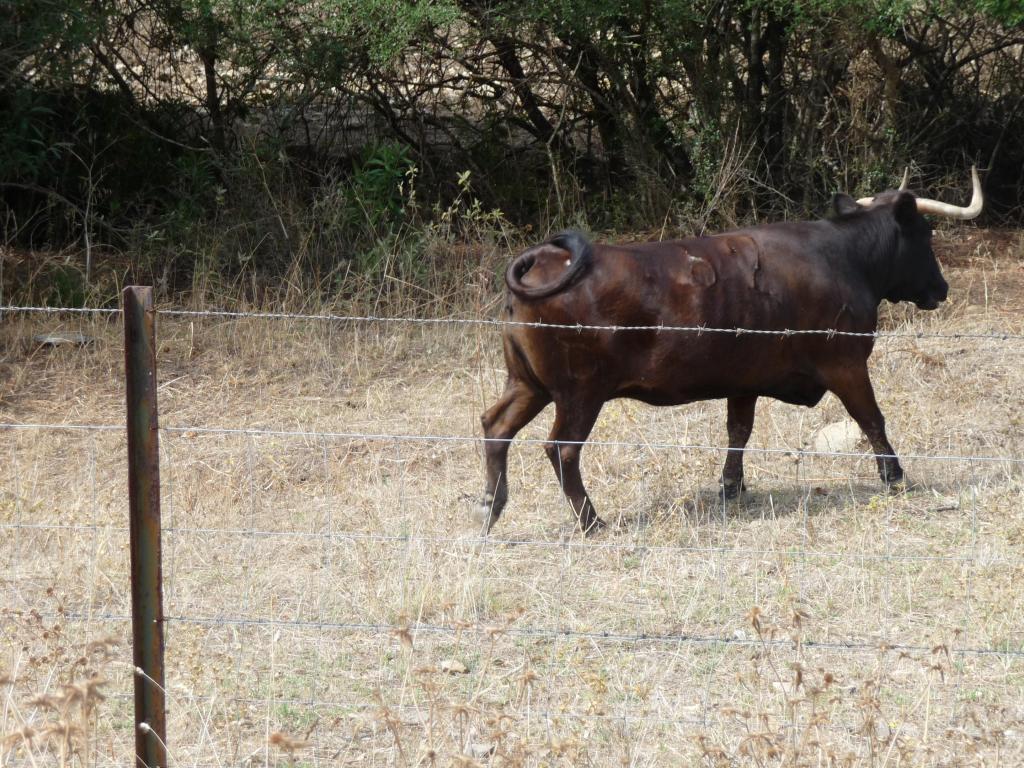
[857,166,983,218]
[914,166,983,220]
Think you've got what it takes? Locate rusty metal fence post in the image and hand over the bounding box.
[124,286,167,768]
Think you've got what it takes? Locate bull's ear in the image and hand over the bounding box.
[892,191,918,225]
[832,193,860,216]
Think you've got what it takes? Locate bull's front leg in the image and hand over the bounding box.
[721,396,757,499]
[823,364,904,486]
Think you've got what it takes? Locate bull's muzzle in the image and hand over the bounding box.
[916,281,949,310]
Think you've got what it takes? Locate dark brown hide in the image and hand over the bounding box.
[479,191,951,534]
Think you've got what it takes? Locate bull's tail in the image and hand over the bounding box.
[505,230,594,300]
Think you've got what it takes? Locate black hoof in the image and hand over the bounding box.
[581,516,607,537]
[878,457,904,486]
[880,466,905,491]
[720,479,746,501]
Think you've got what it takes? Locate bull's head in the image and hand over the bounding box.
[833,167,983,310]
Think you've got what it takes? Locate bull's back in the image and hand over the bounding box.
[502,235,874,405]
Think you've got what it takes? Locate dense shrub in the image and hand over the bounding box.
[2,0,1022,288]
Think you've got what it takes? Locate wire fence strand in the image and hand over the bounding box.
[5,520,1017,566]
[5,303,1024,342]
[32,610,1024,660]
[2,421,1022,465]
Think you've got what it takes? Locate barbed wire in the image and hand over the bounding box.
[38,609,1024,659]
[3,420,1022,465]
[1,304,120,316]
[0,422,123,432]
[4,521,1010,566]
[4,303,1024,341]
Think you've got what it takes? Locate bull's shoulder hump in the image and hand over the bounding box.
[648,241,717,288]
[708,232,759,252]
[703,232,760,268]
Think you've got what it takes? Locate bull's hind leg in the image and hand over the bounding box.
[721,396,757,499]
[824,364,904,486]
[479,379,550,533]
[544,400,605,535]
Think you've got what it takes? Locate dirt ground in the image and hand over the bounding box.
[1,229,1023,766]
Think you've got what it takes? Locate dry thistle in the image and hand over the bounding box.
[747,606,763,635]
[269,731,311,756]
[738,731,782,760]
[371,691,407,763]
[43,720,83,743]
[718,707,750,720]
[42,719,85,768]
[485,713,514,730]
[392,624,414,651]
[84,637,120,659]
[481,624,506,640]
[449,700,478,738]
[545,735,579,757]
[449,702,474,717]
[63,673,107,713]
[693,734,729,766]
[28,693,65,713]
[515,666,539,701]
[1,725,37,749]
[501,606,525,623]
[789,661,804,690]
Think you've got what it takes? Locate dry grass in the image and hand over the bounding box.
[1,230,1024,766]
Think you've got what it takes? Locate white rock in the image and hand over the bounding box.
[33,331,94,347]
[809,420,864,455]
[468,743,496,759]
[439,658,469,675]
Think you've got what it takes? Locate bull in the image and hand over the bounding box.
[478,168,983,534]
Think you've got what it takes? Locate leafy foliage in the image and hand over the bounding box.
[2,0,1023,285]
